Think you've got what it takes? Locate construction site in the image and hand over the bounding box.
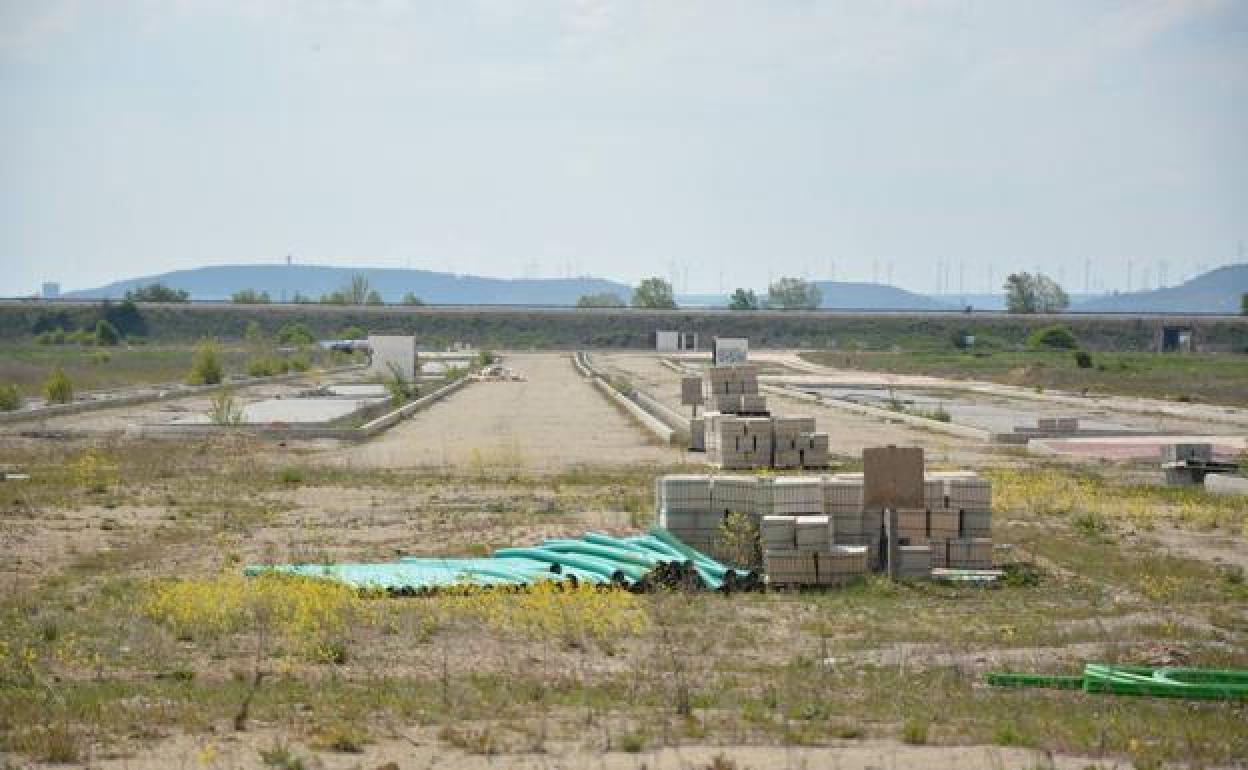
[1,334,1247,770]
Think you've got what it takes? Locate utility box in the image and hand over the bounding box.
[367,335,419,380]
[656,330,698,352]
[712,337,749,365]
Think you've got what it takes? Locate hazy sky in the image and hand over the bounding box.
[2,0,1245,297]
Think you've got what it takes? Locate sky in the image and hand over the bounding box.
[2,0,1246,297]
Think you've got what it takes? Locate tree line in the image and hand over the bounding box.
[108,271,1078,314]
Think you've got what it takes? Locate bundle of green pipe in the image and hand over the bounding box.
[243,527,760,595]
[987,664,1248,701]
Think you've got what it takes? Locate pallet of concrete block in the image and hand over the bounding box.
[655,475,712,515]
[823,475,864,514]
[761,515,797,551]
[710,416,773,469]
[757,476,824,515]
[710,474,758,515]
[1037,416,1079,433]
[821,545,869,584]
[945,537,993,569]
[763,550,817,586]
[897,544,932,579]
[794,515,828,553]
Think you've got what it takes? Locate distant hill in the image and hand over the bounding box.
[65,264,633,306]
[678,282,955,310]
[1072,264,1248,313]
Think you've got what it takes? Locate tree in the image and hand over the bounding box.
[102,300,146,338]
[576,292,626,308]
[767,277,822,310]
[186,339,225,385]
[124,283,189,302]
[365,289,384,305]
[338,325,367,340]
[244,321,266,346]
[1241,292,1247,316]
[321,274,372,305]
[631,277,677,309]
[231,289,271,304]
[94,320,121,346]
[728,288,759,310]
[1004,272,1068,314]
[401,292,425,306]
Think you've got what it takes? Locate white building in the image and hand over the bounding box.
[655,330,698,352]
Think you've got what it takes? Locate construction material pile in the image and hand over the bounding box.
[244,528,760,595]
[657,446,995,587]
[682,364,828,469]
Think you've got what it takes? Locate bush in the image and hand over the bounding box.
[94,319,121,346]
[0,384,20,411]
[35,328,66,345]
[277,323,316,346]
[247,356,289,377]
[66,328,93,345]
[1026,324,1078,350]
[337,325,367,340]
[288,353,310,372]
[207,389,244,425]
[187,339,225,385]
[43,367,73,404]
[1074,350,1093,368]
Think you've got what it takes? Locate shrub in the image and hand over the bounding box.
[337,325,367,340]
[277,323,316,346]
[1074,350,1093,368]
[0,384,21,411]
[1026,324,1077,350]
[247,356,289,378]
[42,367,73,404]
[35,328,65,344]
[187,339,225,385]
[288,353,310,372]
[66,328,93,345]
[901,719,928,745]
[208,389,244,425]
[94,319,121,346]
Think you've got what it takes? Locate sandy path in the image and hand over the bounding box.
[596,353,996,467]
[332,353,688,472]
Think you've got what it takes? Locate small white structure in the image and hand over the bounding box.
[712,337,749,365]
[656,330,698,352]
[368,335,419,380]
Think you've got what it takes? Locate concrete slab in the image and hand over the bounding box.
[170,397,385,425]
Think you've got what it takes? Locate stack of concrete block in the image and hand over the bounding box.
[895,507,928,546]
[763,543,868,586]
[703,365,766,414]
[655,476,718,552]
[706,415,774,469]
[710,474,759,514]
[795,515,829,553]
[759,477,824,516]
[897,545,932,579]
[1038,416,1079,433]
[1162,443,1213,464]
[761,515,797,550]
[945,537,993,569]
[772,417,827,468]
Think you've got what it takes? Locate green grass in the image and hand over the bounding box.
[801,350,1248,406]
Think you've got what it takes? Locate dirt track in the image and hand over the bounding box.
[333,353,688,472]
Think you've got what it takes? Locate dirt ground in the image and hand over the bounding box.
[1,351,1245,770]
[332,353,688,472]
